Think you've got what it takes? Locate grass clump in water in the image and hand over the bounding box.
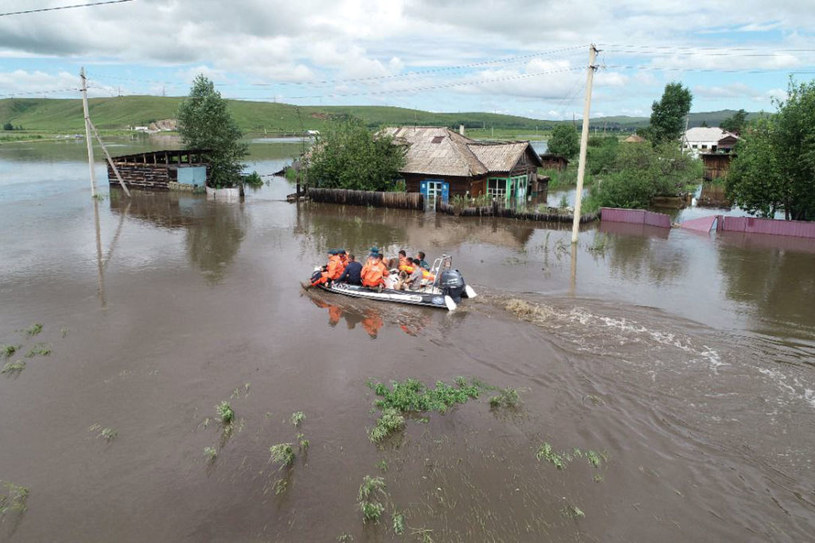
[368,408,405,443]
[0,481,29,515]
[296,433,309,451]
[536,442,565,470]
[561,503,585,519]
[1,344,20,358]
[204,446,217,461]
[392,511,405,534]
[366,377,483,442]
[488,387,521,409]
[88,424,118,441]
[290,411,305,427]
[216,401,234,424]
[358,475,387,523]
[25,323,43,337]
[25,343,51,358]
[269,443,295,468]
[1,361,25,375]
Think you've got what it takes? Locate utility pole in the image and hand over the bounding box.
[571,44,599,244]
[80,68,97,198]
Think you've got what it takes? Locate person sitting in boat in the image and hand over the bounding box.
[361,253,389,290]
[396,258,424,291]
[398,250,409,269]
[337,253,363,285]
[416,251,429,269]
[311,249,343,287]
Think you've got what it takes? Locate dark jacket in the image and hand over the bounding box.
[337,261,363,285]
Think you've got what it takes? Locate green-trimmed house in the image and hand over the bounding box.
[382,126,542,207]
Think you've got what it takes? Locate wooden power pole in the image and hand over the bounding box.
[571,44,599,244]
[80,67,97,198]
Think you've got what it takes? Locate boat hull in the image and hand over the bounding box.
[316,282,454,309]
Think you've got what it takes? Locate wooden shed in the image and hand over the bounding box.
[700,152,734,181]
[381,126,542,207]
[538,153,569,170]
[108,149,210,191]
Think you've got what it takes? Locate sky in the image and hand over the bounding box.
[0,0,814,120]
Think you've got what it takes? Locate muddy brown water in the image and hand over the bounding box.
[1,138,814,542]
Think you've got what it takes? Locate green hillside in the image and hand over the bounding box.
[0,96,759,135]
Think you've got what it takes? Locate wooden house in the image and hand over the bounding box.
[539,153,569,171]
[381,126,542,206]
[108,149,210,191]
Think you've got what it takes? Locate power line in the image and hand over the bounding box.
[0,0,134,17]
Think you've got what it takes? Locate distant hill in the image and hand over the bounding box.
[0,96,760,135]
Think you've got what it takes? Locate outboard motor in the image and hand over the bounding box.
[440,269,466,303]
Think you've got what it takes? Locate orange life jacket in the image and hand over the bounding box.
[361,260,389,287]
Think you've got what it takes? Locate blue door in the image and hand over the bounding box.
[421,179,449,209]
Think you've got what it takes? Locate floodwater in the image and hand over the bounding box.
[1,137,814,542]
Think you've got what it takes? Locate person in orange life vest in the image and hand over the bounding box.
[361,253,389,288]
[311,249,341,287]
[397,250,409,269]
[332,249,347,280]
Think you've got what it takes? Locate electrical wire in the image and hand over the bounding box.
[0,0,134,17]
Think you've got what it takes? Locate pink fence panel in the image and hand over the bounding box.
[719,216,815,239]
[601,207,671,229]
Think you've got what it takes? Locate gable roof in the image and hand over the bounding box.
[382,126,541,177]
[684,127,739,143]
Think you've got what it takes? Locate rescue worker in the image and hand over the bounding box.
[337,253,363,285]
[311,249,342,287]
[361,253,389,290]
[398,250,409,269]
[417,251,429,269]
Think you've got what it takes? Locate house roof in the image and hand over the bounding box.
[381,126,486,177]
[684,127,739,143]
[381,126,540,177]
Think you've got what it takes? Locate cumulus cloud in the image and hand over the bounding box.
[0,0,811,115]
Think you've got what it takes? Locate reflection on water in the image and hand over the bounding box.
[110,190,247,283]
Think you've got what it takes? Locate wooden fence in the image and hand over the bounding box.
[440,203,597,223]
[307,188,424,209]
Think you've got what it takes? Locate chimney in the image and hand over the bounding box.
[459,124,465,136]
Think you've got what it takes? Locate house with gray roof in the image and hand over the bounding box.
[381,126,542,206]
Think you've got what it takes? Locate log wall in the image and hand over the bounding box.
[307,188,424,209]
[107,163,172,191]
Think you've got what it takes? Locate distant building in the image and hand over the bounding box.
[538,153,569,171]
[381,126,542,206]
[623,134,646,143]
[682,127,739,157]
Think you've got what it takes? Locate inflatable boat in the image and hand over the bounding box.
[308,255,476,311]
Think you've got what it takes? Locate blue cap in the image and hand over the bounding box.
[369,246,380,255]
[328,249,337,254]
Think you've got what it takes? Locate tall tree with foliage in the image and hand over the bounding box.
[648,82,693,145]
[720,109,748,134]
[177,75,248,188]
[547,124,580,159]
[308,117,405,191]
[727,79,815,220]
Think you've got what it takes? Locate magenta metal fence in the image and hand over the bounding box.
[600,207,671,229]
[718,216,815,239]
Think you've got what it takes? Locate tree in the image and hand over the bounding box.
[3,122,13,131]
[587,142,701,210]
[176,75,248,188]
[727,79,815,220]
[720,109,748,134]
[649,82,693,145]
[307,117,405,191]
[547,124,579,159]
